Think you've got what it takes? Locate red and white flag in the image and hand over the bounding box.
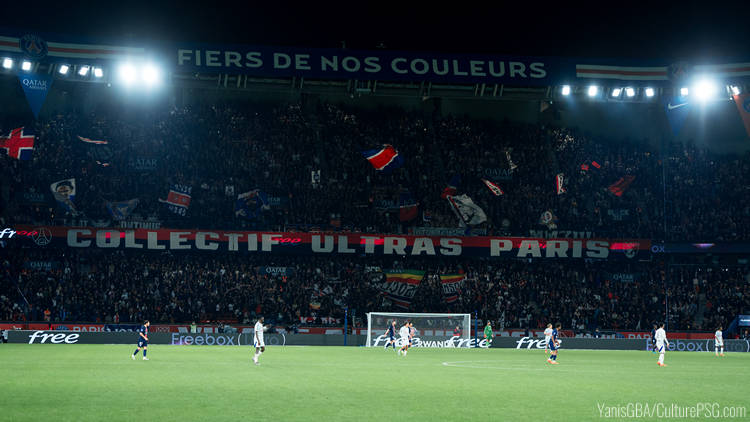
[481,178,504,196]
[77,135,108,145]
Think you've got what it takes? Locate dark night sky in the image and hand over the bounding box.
[4,1,750,61]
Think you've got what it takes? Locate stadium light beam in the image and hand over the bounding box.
[645,87,655,97]
[561,85,571,96]
[78,65,90,76]
[625,87,635,97]
[118,64,137,85]
[694,79,718,101]
[21,61,32,71]
[587,85,598,97]
[59,64,70,75]
[2,58,12,69]
[611,88,622,97]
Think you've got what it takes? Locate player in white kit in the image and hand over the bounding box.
[655,322,669,367]
[398,322,411,357]
[253,316,266,365]
[543,323,553,354]
[715,326,724,357]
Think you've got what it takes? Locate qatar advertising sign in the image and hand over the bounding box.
[10,225,650,260]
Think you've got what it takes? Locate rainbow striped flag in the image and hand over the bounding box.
[381,270,425,309]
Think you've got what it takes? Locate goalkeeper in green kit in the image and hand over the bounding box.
[484,321,494,345]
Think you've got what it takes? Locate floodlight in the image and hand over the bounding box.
[645,87,655,97]
[611,88,622,97]
[625,87,635,97]
[93,67,103,78]
[561,85,571,96]
[680,87,689,96]
[78,65,90,76]
[587,85,598,97]
[21,61,32,71]
[142,64,160,86]
[118,64,137,85]
[694,79,718,101]
[2,58,12,69]
[59,64,70,75]
[730,85,740,95]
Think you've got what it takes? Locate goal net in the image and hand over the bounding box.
[366,312,472,348]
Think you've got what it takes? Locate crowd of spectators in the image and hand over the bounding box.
[2,99,749,333]
[2,101,749,240]
[1,247,747,333]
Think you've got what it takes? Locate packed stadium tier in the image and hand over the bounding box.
[2,102,749,241]
[1,247,747,333]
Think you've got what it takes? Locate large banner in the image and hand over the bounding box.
[174,45,559,85]
[8,225,651,260]
[379,270,425,309]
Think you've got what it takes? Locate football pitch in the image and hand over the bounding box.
[1,345,748,421]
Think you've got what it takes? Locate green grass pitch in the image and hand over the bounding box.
[1,345,748,421]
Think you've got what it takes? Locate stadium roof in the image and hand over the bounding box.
[3,2,750,60]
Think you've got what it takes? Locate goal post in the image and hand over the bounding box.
[366,312,472,348]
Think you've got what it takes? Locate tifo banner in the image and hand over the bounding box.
[8,225,651,260]
[18,72,53,118]
[379,270,425,309]
[440,274,465,303]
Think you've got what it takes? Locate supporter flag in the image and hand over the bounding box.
[556,173,566,195]
[608,175,636,197]
[309,301,321,311]
[361,144,404,173]
[398,191,419,222]
[18,72,53,118]
[77,135,108,145]
[0,127,34,160]
[440,274,465,304]
[380,270,425,309]
[664,94,691,136]
[235,189,269,219]
[591,161,601,169]
[50,178,77,215]
[732,94,750,138]
[105,199,139,221]
[481,178,504,196]
[447,194,487,226]
[539,209,557,229]
[441,174,461,199]
[158,184,192,216]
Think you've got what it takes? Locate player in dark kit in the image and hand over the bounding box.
[546,323,561,365]
[132,320,150,361]
[384,320,397,350]
[651,324,658,354]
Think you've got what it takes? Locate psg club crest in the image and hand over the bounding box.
[667,61,691,82]
[32,227,52,246]
[19,34,48,59]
